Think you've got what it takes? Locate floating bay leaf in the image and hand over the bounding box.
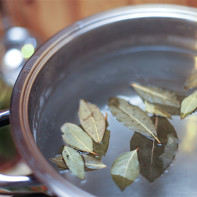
[93,129,110,159]
[111,150,139,191]
[51,153,106,171]
[145,101,172,119]
[131,83,180,108]
[50,155,68,169]
[62,146,85,179]
[130,117,178,182]
[79,99,106,143]
[180,91,197,119]
[108,97,160,144]
[82,154,107,170]
[153,103,180,116]
[184,72,197,89]
[61,123,96,155]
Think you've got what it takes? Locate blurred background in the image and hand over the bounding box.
[2,0,197,42]
[0,0,197,195]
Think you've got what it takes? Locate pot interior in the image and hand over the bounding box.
[28,13,197,196]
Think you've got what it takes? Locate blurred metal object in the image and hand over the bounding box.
[0,0,38,85]
[0,26,37,86]
[0,109,9,127]
[0,174,49,195]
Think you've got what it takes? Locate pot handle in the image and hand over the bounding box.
[0,110,50,195]
[0,173,49,195]
[0,109,10,127]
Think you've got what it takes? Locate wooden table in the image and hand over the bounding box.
[4,0,197,42]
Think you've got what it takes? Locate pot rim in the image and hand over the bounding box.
[10,4,197,197]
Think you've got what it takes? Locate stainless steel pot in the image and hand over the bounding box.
[1,4,197,197]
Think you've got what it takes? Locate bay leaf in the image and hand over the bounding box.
[108,97,161,144]
[180,91,197,119]
[152,103,180,116]
[131,83,180,108]
[93,129,110,159]
[184,72,197,89]
[61,123,96,155]
[130,117,178,182]
[145,101,172,119]
[51,154,106,171]
[79,99,106,143]
[50,155,68,169]
[111,150,139,191]
[62,146,85,179]
[82,154,107,170]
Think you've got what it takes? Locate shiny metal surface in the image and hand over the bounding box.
[0,174,42,195]
[2,4,197,196]
[0,109,10,127]
[0,110,43,195]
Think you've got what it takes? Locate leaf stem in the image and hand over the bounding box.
[104,113,108,121]
[153,117,161,144]
[91,151,99,156]
[153,135,161,144]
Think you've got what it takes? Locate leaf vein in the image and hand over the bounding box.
[72,133,92,153]
[123,151,135,177]
[119,105,156,140]
[183,94,196,114]
[85,103,100,142]
[65,147,78,169]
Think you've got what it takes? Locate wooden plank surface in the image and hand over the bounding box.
[4,0,197,41]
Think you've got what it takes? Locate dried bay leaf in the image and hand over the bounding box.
[145,101,172,119]
[50,155,68,169]
[61,123,96,155]
[82,154,107,170]
[180,91,197,119]
[131,83,180,108]
[62,146,85,179]
[108,97,161,144]
[93,129,110,159]
[153,103,180,116]
[51,154,106,171]
[111,150,139,191]
[184,72,197,89]
[130,117,178,182]
[79,99,106,143]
